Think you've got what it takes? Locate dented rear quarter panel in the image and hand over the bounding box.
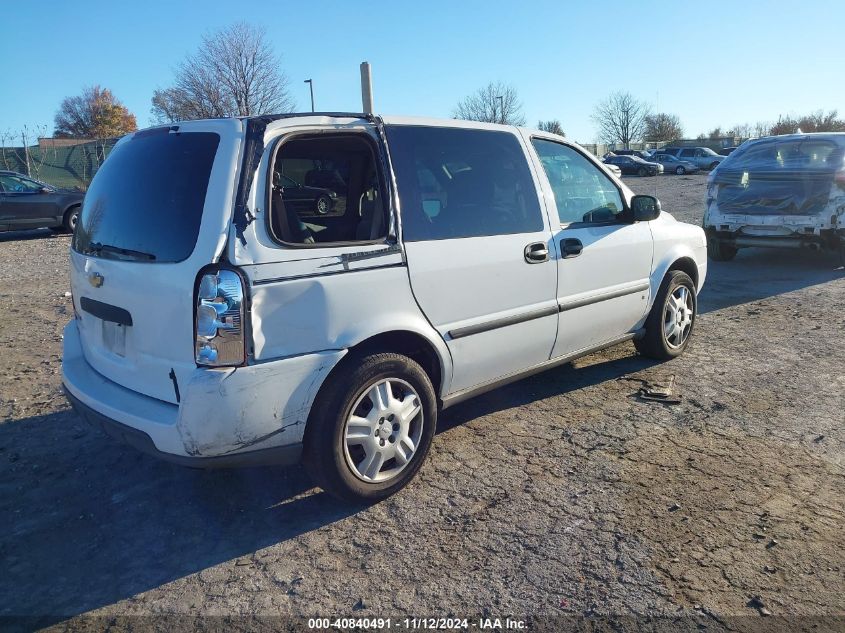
[176,349,346,456]
[228,116,454,397]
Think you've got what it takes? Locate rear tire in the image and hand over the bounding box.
[707,234,738,261]
[676,166,685,175]
[62,206,80,233]
[635,270,697,360]
[638,167,648,177]
[303,352,437,503]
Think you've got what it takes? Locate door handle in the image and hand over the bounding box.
[561,238,583,258]
[524,242,549,263]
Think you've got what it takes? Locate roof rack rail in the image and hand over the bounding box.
[242,112,371,122]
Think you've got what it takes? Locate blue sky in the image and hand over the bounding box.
[2,0,843,142]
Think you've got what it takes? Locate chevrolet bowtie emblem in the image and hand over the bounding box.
[88,272,104,288]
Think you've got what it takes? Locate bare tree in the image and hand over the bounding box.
[592,92,651,148]
[769,110,845,135]
[537,120,565,136]
[0,130,13,170]
[21,125,50,179]
[728,123,752,139]
[752,120,772,138]
[151,22,294,122]
[708,127,724,140]
[643,113,683,142]
[54,86,137,138]
[453,82,525,125]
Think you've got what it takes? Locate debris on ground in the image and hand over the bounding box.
[636,376,682,404]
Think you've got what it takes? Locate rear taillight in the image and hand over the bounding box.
[195,269,246,366]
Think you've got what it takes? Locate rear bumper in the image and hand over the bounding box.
[64,387,302,468]
[61,320,346,466]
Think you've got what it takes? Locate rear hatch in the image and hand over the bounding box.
[712,137,843,216]
[70,119,243,404]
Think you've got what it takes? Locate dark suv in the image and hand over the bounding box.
[0,171,84,232]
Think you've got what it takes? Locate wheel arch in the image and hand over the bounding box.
[648,243,706,314]
[343,329,448,399]
[667,256,699,289]
[62,202,81,224]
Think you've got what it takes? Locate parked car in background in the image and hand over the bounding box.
[62,114,706,501]
[718,147,739,156]
[704,133,845,261]
[604,155,664,176]
[650,153,700,175]
[656,147,725,171]
[608,149,653,160]
[0,171,84,232]
[274,172,338,215]
[602,162,622,177]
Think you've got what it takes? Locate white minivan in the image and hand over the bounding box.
[62,114,707,501]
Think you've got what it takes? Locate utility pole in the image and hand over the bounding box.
[496,95,504,124]
[360,62,374,114]
[303,79,315,112]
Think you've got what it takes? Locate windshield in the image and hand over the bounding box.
[72,131,220,263]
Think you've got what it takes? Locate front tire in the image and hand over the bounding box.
[635,270,697,360]
[303,352,437,502]
[676,166,686,175]
[638,167,648,177]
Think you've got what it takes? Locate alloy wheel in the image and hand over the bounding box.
[663,285,694,348]
[343,378,423,483]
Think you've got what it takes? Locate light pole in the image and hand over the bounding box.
[304,79,315,112]
[496,95,504,124]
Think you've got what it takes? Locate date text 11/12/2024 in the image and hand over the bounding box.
[307,617,528,630]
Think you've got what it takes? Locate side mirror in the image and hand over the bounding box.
[631,195,661,221]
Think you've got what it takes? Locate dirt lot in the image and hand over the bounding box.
[1,173,843,631]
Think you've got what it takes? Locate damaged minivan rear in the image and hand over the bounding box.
[704,133,845,261]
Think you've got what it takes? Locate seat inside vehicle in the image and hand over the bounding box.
[269,134,386,245]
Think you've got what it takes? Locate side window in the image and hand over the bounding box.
[268,134,386,245]
[385,125,543,241]
[680,149,695,158]
[531,139,625,225]
[0,175,41,193]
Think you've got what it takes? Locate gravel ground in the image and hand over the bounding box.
[1,173,843,632]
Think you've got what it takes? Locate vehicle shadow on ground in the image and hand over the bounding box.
[0,407,362,628]
[438,349,659,433]
[1,348,659,626]
[0,228,66,243]
[699,247,843,314]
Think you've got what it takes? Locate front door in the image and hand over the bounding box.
[0,173,54,228]
[527,136,654,358]
[385,123,558,394]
